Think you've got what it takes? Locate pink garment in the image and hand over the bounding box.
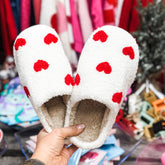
[57,0,77,66]
[21,0,31,31]
[33,0,41,24]
[64,0,78,68]
[90,0,104,29]
[103,0,117,25]
[70,0,83,53]
[77,0,93,42]
[57,2,67,34]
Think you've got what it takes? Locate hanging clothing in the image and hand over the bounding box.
[30,0,36,27]
[115,0,124,26]
[77,0,93,42]
[32,0,41,24]
[64,0,78,67]
[10,0,21,33]
[90,0,104,29]
[129,0,153,32]
[118,0,153,32]
[69,0,84,53]
[39,0,77,66]
[103,0,117,25]
[0,0,17,56]
[39,0,58,32]
[118,0,133,31]
[21,0,31,31]
[57,0,78,65]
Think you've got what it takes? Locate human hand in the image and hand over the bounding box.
[31,124,85,165]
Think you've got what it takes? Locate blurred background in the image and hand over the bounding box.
[0,0,165,164]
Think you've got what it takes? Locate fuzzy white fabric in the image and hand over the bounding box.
[13,25,72,132]
[39,0,58,27]
[65,25,139,149]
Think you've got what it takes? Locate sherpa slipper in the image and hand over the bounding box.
[13,25,73,132]
[65,25,139,149]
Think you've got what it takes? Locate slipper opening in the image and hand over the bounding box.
[41,95,70,130]
[70,99,110,142]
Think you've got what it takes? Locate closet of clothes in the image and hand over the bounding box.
[0,0,153,67]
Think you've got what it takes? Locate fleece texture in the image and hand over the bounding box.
[13,25,72,132]
[65,25,139,149]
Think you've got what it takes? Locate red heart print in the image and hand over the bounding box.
[51,14,58,33]
[14,38,26,50]
[67,16,71,23]
[122,46,135,60]
[112,92,123,104]
[24,86,30,98]
[96,62,112,74]
[93,30,108,42]
[65,74,74,86]
[33,60,49,72]
[44,33,58,45]
[74,73,80,85]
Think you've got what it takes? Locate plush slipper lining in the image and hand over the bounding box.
[41,95,70,130]
[70,99,110,142]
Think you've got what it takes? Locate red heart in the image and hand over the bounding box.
[24,86,30,98]
[122,46,135,60]
[14,38,26,50]
[67,16,71,23]
[51,14,58,33]
[33,60,49,72]
[74,73,80,86]
[65,74,74,86]
[112,92,123,104]
[44,33,58,45]
[93,30,108,42]
[96,62,112,74]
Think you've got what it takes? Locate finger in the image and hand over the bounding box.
[61,144,78,159]
[64,138,70,145]
[37,128,48,138]
[52,124,85,139]
[67,144,78,156]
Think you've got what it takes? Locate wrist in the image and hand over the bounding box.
[24,159,45,165]
[31,151,48,165]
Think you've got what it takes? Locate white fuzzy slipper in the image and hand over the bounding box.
[13,25,73,132]
[65,25,139,149]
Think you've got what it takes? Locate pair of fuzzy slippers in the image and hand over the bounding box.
[13,25,139,150]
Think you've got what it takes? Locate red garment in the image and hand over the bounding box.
[21,0,31,31]
[118,0,134,32]
[0,0,17,56]
[103,0,117,25]
[119,0,153,32]
[33,0,41,24]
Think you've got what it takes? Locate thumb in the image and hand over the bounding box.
[51,124,85,139]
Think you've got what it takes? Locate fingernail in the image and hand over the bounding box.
[76,124,85,130]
